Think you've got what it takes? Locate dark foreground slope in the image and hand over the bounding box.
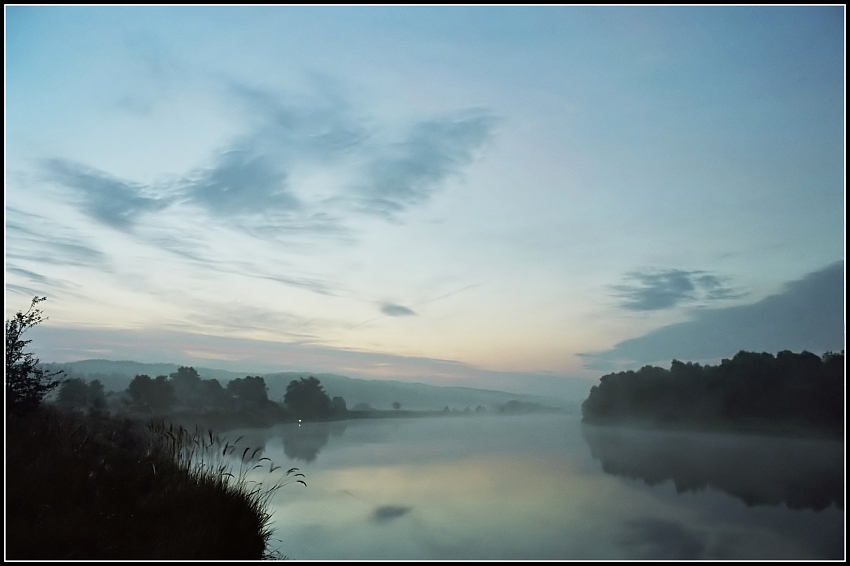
[5,405,285,560]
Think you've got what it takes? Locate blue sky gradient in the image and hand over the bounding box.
[5,6,844,396]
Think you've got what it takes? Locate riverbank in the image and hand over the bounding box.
[5,405,286,560]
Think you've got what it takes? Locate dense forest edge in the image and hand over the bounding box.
[581,350,845,439]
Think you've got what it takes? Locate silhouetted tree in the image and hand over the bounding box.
[57,378,90,410]
[227,376,269,410]
[197,378,231,410]
[58,378,108,412]
[128,374,175,413]
[331,396,347,414]
[169,366,202,408]
[5,297,65,414]
[88,379,107,410]
[581,350,844,435]
[284,377,332,420]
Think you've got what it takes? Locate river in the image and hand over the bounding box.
[224,413,843,560]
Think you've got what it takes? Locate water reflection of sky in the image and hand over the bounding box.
[228,415,843,560]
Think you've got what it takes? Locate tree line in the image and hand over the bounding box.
[56,365,348,422]
[581,350,844,435]
[3,296,342,424]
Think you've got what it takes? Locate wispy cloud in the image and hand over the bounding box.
[225,79,370,160]
[6,266,51,285]
[352,284,480,329]
[179,147,300,217]
[381,303,417,317]
[613,268,745,311]
[350,108,499,218]
[31,82,500,311]
[138,227,340,296]
[372,505,412,523]
[582,261,844,371]
[42,81,498,238]
[165,300,322,341]
[5,283,48,299]
[4,264,89,302]
[5,208,110,268]
[42,159,170,229]
[209,84,500,222]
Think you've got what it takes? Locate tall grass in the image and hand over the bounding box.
[6,405,302,560]
[145,419,305,557]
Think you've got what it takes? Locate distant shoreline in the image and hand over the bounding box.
[125,404,572,434]
[581,416,843,441]
[580,350,844,442]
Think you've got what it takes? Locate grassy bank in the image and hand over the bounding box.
[5,404,297,560]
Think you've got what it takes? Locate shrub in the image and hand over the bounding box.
[5,296,65,414]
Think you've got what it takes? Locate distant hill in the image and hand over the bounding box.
[41,359,576,412]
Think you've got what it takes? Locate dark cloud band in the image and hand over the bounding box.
[613,268,744,311]
[582,261,844,371]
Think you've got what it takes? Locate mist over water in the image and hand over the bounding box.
[582,424,843,511]
[226,414,843,560]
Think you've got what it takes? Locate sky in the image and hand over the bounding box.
[4,6,845,398]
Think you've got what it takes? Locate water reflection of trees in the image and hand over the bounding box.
[582,425,843,511]
[281,421,348,462]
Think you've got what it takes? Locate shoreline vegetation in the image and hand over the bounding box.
[581,350,844,440]
[6,404,295,560]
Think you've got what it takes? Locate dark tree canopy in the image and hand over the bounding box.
[57,378,90,409]
[284,376,332,420]
[56,377,106,410]
[197,377,232,410]
[331,396,347,413]
[128,374,175,413]
[88,379,107,410]
[5,297,64,414]
[227,376,269,410]
[169,366,202,408]
[57,378,107,412]
[581,350,845,436]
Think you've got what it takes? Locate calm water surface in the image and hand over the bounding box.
[228,414,843,560]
